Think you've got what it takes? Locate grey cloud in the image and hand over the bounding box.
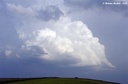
[16,45,46,57]
[64,0,104,10]
[4,0,34,7]
[18,45,47,58]
[37,5,64,21]
[0,0,22,47]
[64,0,128,16]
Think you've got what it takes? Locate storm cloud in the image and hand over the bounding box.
[0,0,114,68]
[22,17,114,68]
[0,0,128,84]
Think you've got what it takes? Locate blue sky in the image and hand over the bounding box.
[0,0,128,84]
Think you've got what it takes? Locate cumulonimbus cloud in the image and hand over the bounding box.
[0,0,115,68]
[21,16,115,68]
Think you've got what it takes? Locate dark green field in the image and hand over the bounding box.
[0,78,120,84]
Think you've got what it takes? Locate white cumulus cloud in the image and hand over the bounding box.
[0,1,114,68]
[22,17,115,68]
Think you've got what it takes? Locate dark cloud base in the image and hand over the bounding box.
[0,56,127,84]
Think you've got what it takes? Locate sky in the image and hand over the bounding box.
[0,0,128,84]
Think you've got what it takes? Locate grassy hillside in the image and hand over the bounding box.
[2,78,120,84]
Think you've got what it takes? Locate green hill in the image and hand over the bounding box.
[1,78,120,84]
